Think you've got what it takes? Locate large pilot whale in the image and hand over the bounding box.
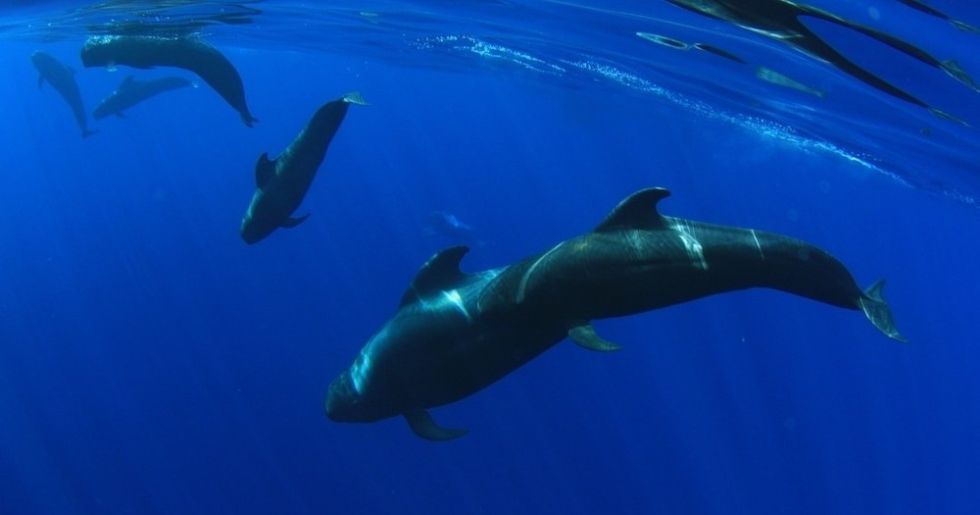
[93,75,193,120]
[80,35,257,126]
[31,51,96,138]
[325,187,905,441]
[240,93,366,244]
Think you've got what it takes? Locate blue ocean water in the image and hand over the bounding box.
[1,1,979,513]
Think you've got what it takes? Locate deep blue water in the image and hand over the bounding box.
[2,1,979,514]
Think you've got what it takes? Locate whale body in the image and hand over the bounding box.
[240,93,365,244]
[80,35,256,126]
[93,75,192,119]
[32,51,96,138]
[325,188,905,441]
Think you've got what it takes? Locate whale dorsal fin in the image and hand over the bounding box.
[594,187,671,232]
[255,153,276,189]
[400,246,469,307]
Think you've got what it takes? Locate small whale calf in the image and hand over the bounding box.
[93,75,193,120]
[425,211,477,243]
[31,51,96,138]
[240,93,367,244]
[325,187,905,441]
[80,35,257,126]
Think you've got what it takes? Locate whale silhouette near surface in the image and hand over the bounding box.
[81,35,257,126]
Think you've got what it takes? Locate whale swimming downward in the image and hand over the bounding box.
[325,187,905,441]
[240,92,366,244]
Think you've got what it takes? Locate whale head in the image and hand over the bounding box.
[325,369,394,423]
[239,211,275,244]
[324,371,362,422]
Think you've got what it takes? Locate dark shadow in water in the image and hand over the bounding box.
[897,0,979,33]
[665,0,979,124]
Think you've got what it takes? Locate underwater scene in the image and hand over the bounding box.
[2,1,979,513]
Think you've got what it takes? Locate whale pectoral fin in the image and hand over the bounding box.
[255,152,276,189]
[858,279,907,343]
[569,323,621,352]
[37,75,45,89]
[404,410,468,441]
[281,214,309,228]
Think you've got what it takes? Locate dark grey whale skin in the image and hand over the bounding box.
[80,35,256,126]
[325,188,904,440]
[93,75,192,119]
[240,95,360,244]
[31,51,96,138]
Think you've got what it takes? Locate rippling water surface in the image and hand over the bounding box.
[4,0,979,205]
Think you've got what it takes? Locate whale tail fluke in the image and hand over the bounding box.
[342,91,369,105]
[951,19,979,34]
[940,60,980,93]
[82,128,98,139]
[858,279,907,343]
[241,112,258,127]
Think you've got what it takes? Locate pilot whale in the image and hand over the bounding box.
[80,35,257,126]
[31,51,96,138]
[93,75,193,119]
[240,93,366,244]
[325,187,905,441]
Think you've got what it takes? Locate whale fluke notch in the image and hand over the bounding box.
[857,279,907,343]
[594,187,671,232]
[255,152,276,189]
[569,323,621,352]
[404,410,468,441]
[400,246,470,307]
